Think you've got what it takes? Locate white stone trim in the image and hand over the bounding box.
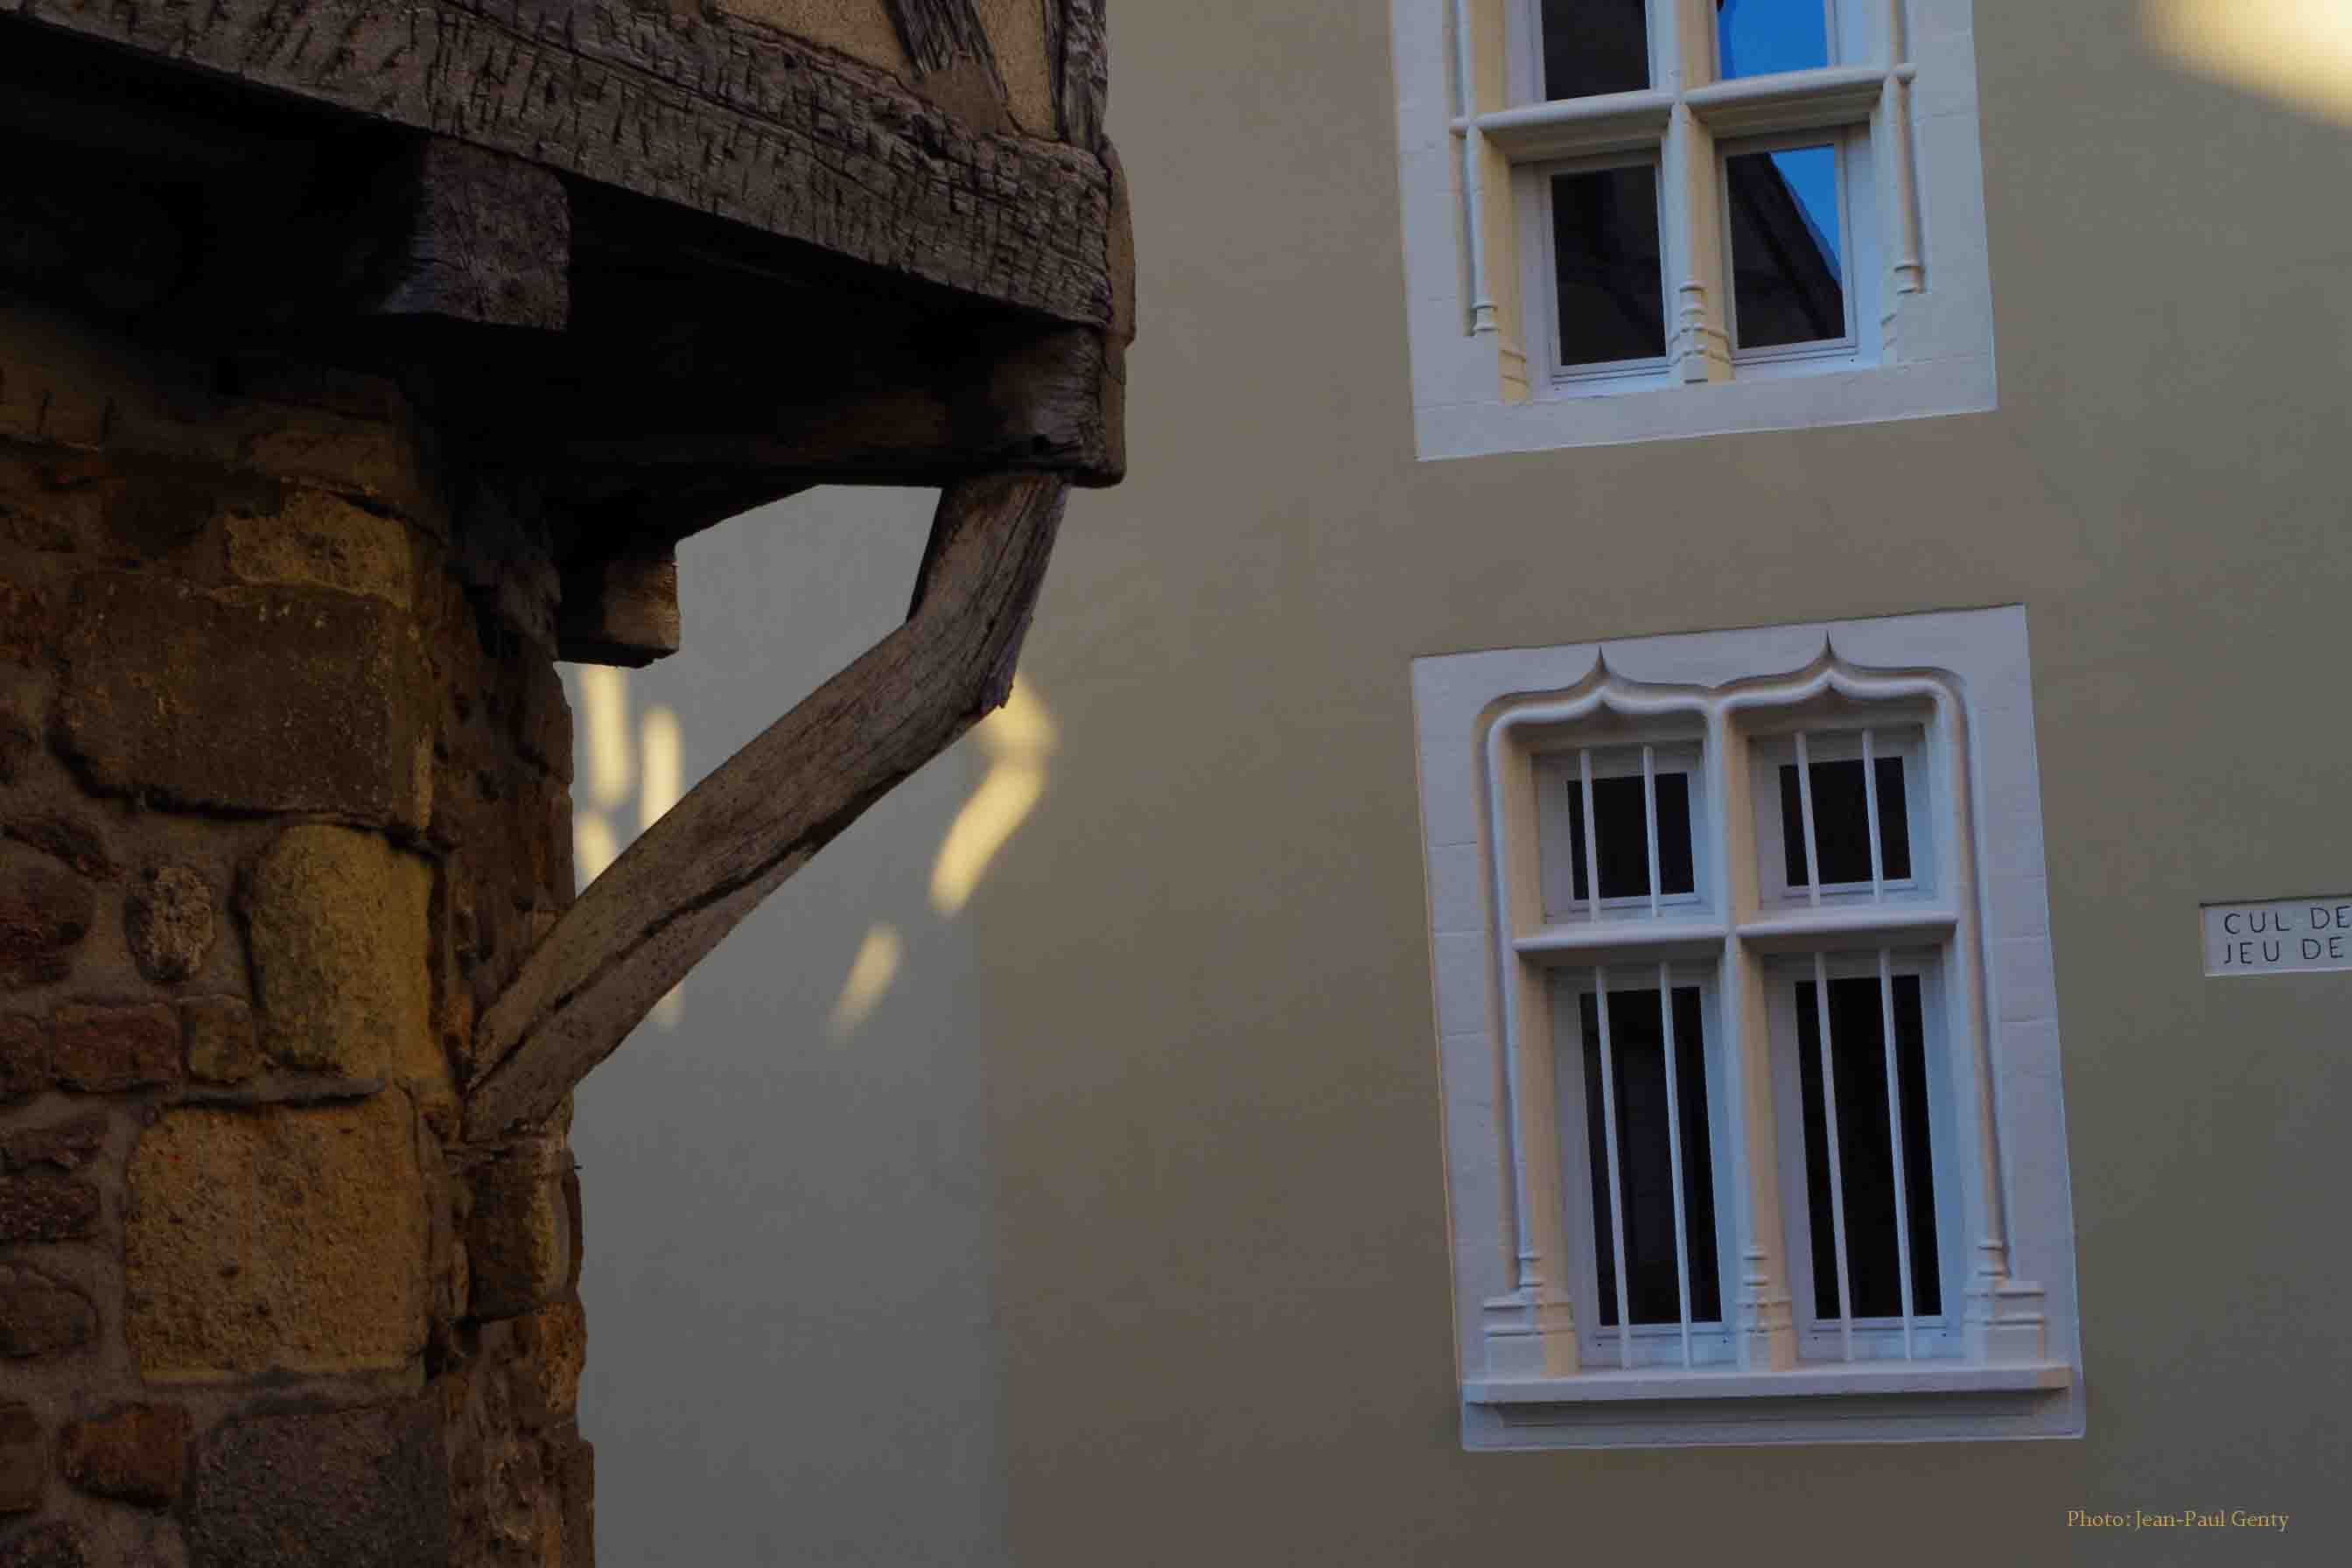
[1410,606,2083,1448]
[1389,0,1997,456]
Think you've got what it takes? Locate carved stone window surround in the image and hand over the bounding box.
[1411,606,2082,1448]
[1391,0,1997,455]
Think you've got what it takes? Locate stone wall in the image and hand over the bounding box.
[1,298,592,1566]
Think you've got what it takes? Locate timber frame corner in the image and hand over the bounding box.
[0,0,1132,1132]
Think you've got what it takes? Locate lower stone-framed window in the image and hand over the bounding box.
[1411,606,2082,1447]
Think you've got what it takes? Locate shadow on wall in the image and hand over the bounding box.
[2145,0,2352,123]
[564,664,1058,1043]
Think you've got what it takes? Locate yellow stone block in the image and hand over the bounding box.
[245,825,449,1114]
[126,1098,427,1381]
[225,489,416,610]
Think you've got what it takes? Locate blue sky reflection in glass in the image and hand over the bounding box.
[1766,144,1840,284]
[1716,0,1830,79]
[1716,1,1842,286]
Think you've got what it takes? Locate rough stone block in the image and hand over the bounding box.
[512,1300,587,1431]
[0,1521,89,1568]
[466,1141,573,1322]
[60,1404,190,1508]
[125,1098,427,1380]
[0,1264,96,1358]
[187,1396,448,1568]
[226,490,415,611]
[49,1004,179,1093]
[179,998,259,1086]
[0,847,92,990]
[552,1422,594,1568]
[125,866,216,984]
[0,816,112,881]
[0,582,61,669]
[0,716,32,787]
[0,1406,38,1513]
[514,657,573,777]
[0,1018,47,1103]
[0,1113,107,1172]
[0,1174,99,1244]
[55,574,431,830]
[244,828,440,1103]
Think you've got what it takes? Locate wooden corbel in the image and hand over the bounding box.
[462,471,1068,1140]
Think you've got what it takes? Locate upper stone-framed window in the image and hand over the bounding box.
[1410,607,2082,1448]
[1390,1,1997,456]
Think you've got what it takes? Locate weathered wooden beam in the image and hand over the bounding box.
[556,548,680,668]
[548,324,1119,486]
[4,0,1115,326]
[352,139,570,330]
[0,153,188,316]
[463,471,1068,1139]
[1059,0,1111,150]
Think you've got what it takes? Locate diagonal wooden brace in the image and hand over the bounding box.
[463,472,1068,1140]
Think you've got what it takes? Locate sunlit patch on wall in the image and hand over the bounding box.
[640,706,682,833]
[827,923,906,1040]
[2146,0,2352,124]
[929,677,1057,916]
[570,666,689,1032]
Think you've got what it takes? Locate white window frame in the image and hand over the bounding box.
[1551,963,1739,1370]
[1391,0,1995,457]
[1764,947,1966,1364]
[1749,720,1933,906]
[1526,153,1677,390]
[1410,607,2081,1448]
[1718,126,1875,366]
[1532,738,1710,921]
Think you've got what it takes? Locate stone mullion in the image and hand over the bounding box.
[1876,0,1928,356]
[1661,0,1732,382]
[1710,708,1798,1370]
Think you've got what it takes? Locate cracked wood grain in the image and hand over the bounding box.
[359,138,571,329]
[885,0,1004,80]
[1058,0,1109,150]
[463,471,1068,1139]
[6,0,1113,325]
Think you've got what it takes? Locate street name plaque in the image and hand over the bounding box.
[2202,896,2352,977]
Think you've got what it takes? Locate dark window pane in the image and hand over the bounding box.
[1543,0,1651,100]
[1796,974,1941,1321]
[1566,772,1695,902]
[1777,756,1910,887]
[1581,987,1720,1327]
[1716,0,1830,80]
[1552,168,1666,367]
[1726,145,1845,348]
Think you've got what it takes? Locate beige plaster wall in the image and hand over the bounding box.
[717,0,911,76]
[980,0,1057,137]
[713,0,1060,137]
[951,0,2352,1563]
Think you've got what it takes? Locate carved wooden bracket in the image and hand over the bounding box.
[462,472,1068,1139]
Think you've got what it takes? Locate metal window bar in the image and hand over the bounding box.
[1584,746,1694,1367]
[1794,731,1824,906]
[1592,969,1634,1368]
[1811,951,1858,1362]
[1642,745,1662,920]
[1860,725,1917,1356]
[1862,728,1885,901]
[1878,948,1919,1360]
[1658,961,1695,1368]
[1579,749,1603,922]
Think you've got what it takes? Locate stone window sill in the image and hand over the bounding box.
[1466,1361,2073,1407]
